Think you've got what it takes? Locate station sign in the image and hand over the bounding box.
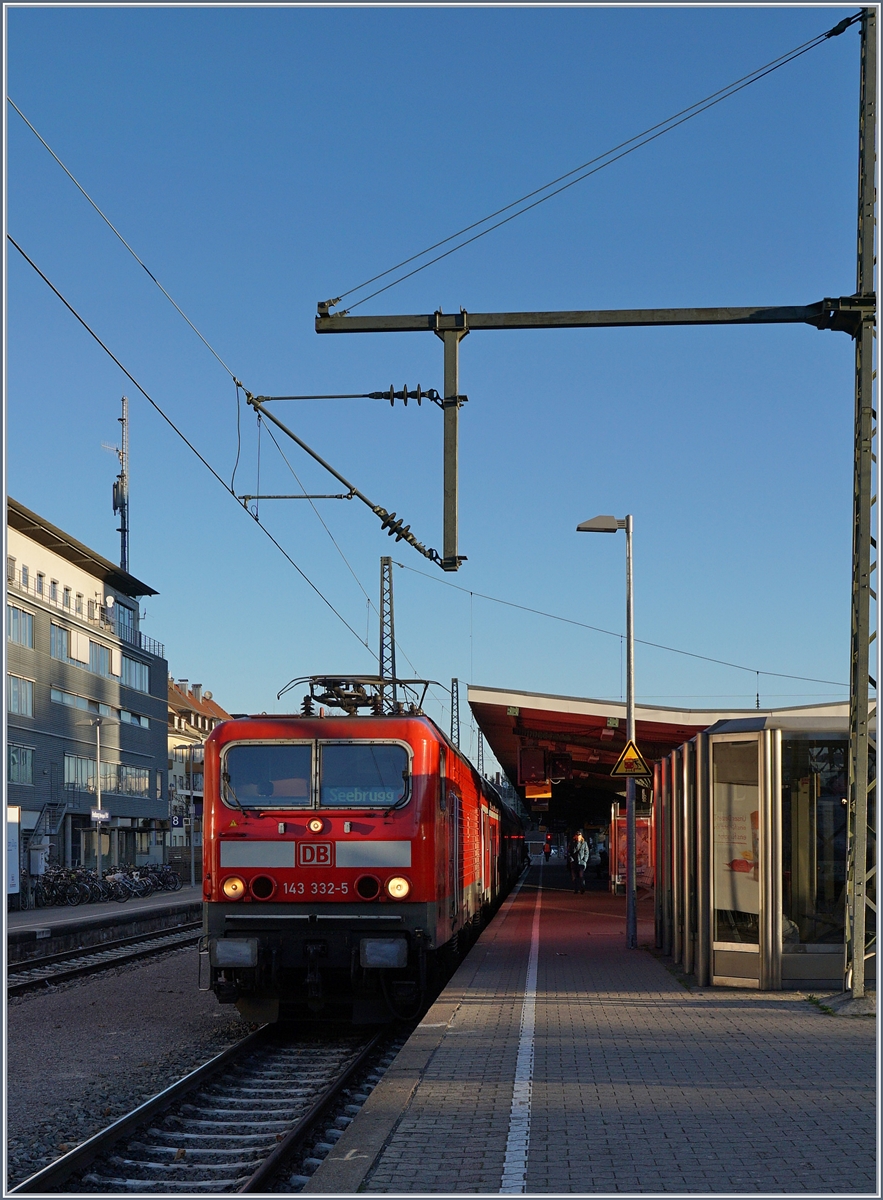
[90,809,110,821]
[610,740,652,779]
[7,806,20,895]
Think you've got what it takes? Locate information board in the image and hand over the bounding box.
[7,806,21,894]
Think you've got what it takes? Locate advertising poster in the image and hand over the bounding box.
[612,816,653,887]
[7,806,21,894]
[713,783,759,914]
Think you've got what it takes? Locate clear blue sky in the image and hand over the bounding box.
[6,5,861,764]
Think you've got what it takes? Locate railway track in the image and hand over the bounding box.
[10,1025,401,1193]
[7,924,202,995]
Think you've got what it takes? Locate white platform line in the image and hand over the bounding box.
[499,861,542,1194]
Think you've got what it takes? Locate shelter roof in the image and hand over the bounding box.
[468,684,849,796]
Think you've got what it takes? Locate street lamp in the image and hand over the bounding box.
[80,717,109,877]
[172,743,198,887]
[577,513,638,949]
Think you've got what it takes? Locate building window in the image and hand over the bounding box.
[63,587,72,608]
[51,624,125,680]
[21,565,29,589]
[122,656,149,694]
[118,764,151,797]
[120,709,149,729]
[7,605,35,648]
[116,604,136,638]
[50,623,70,660]
[36,573,44,596]
[63,754,151,798]
[75,593,83,615]
[90,641,111,677]
[8,674,34,717]
[87,599,95,620]
[8,744,34,786]
[7,556,16,582]
[65,753,95,792]
[49,580,58,602]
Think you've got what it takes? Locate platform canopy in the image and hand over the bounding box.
[468,685,849,827]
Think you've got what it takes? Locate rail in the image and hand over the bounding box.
[9,1028,390,1194]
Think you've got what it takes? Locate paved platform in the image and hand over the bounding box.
[6,884,202,934]
[306,859,877,1195]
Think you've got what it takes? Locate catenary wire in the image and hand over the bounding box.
[7,97,240,384]
[7,233,374,657]
[392,560,848,689]
[331,13,861,313]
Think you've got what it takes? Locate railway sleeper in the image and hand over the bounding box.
[146,1129,282,1145]
[178,1104,308,1118]
[82,1175,239,1191]
[162,1117,295,1131]
[129,1142,276,1160]
[108,1156,260,1175]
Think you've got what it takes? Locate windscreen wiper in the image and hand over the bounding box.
[222,771,244,812]
[384,773,412,816]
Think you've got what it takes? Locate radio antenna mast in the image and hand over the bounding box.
[102,395,129,572]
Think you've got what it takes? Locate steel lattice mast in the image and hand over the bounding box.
[451,678,460,748]
[379,557,397,713]
[845,7,877,1002]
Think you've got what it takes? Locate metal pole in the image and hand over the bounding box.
[845,5,876,1000]
[625,514,637,949]
[119,395,129,573]
[95,719,102,878]
[189,745,196,889]
[438,326,468,571]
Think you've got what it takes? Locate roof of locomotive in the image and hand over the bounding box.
[206,710,464,759]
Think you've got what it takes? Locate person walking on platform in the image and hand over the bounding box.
[567,831,589,893]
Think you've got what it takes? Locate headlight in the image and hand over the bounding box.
[222,875,246,900]
[307,817,325,833]
[386,876,411,900]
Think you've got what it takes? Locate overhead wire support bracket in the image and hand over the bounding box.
[316,297,874,572]
[256,385,445,407]
[237,493,355,502]
[240,389,443,565]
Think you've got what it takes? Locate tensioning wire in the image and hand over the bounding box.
[328,13,861,313]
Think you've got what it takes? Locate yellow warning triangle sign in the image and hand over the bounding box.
[610,739,652,778]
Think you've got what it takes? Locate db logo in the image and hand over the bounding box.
[298,841,333,866]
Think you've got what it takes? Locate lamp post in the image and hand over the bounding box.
[577,513,638,949]
[88,717,109,878]
[173,743,197,887]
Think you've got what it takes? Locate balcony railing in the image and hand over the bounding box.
[8,569,165,658]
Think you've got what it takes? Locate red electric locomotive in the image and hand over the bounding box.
[202,677,525,1023]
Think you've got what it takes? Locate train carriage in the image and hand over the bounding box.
[202,679,525,1023]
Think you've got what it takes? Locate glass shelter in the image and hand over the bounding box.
[654,715,870,991]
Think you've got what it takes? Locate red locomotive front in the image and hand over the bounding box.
[202,689,523,1023]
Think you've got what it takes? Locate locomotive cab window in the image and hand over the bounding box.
[320,743,410,808]
[223,743,312,807]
